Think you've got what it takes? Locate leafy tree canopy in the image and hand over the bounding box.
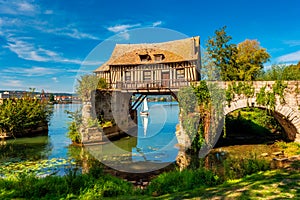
[206,26,238,81]
[236,39,270,81]
[205,27,270,81]
[257,62,300,81]
[76,74,108,101]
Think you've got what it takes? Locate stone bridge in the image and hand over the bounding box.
[82,80,300,144]
[220,81,300,143]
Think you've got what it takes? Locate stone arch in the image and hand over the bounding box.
[223,97,300,143]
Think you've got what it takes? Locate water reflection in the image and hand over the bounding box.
[84,102,180,172]
[0,136,51,162]
[132,103,179,162]
[0,102,180,174]
[0,104,81,163]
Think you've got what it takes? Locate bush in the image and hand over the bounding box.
[0,98,53,137]
[147,168,219,196]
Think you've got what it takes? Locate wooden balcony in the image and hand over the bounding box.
[114,79,193,92]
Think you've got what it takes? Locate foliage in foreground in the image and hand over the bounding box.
[0,167,134,200]
[139,169,300,200]
[223,154,271,180]
[0,97,53,137]
[0,150,296,200]
[146,168,220,196]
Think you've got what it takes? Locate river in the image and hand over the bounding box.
[0,103,180,175]
[0,103,282,176]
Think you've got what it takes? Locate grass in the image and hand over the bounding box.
[1,141,299,199]
[1,160,299,199]
[0,166,135,199]
[274,141,300,156]
[105,169,300,200]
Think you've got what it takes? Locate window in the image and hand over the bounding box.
[125,71,131,81]
[143,70,151,81]
[139,54,151,62]
[176,68,185,79]
[154,54,165,61]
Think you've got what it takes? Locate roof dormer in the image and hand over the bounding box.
[139,54,151,62]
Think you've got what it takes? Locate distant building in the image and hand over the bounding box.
[0,91,10,99]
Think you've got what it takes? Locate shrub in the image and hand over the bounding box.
[0,98,53,137]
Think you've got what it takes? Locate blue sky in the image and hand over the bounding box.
[0,0,300,93]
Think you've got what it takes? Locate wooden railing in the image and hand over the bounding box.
[115,79,192,90]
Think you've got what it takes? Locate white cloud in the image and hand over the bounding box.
[81,60,104,66]
[63,28,99,40]
[5,37,58,62]
[152,21,162,27]
[3,66,61,77]
[0,14,98,41]
[38,26,99,40]
[0,0,38,15]
[66,69,93,74]
[52,77,58,82]
[277,50,300,63]
[4,37,83,64]
[2,80,22,87]
[283,40,300,47]
[107,23,141,33]
[17,1,35,12]
[107,23,141,40]
[44,9,53,15]
[118,31,130,40]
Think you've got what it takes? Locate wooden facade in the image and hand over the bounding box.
[94,37,201,91]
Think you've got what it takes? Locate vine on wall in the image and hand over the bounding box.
[225,80,287,111]
[178,81,225,153]
[225,82,255,107]
[255,80,287,111]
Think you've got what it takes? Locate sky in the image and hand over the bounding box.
[0,0,300,93]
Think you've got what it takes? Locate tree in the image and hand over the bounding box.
[49,93,55,102]
[201,51,221,80]
[206,26,238,81]
[257,62,300,81]
[282,62,300,80]
[76,74,108,101]
[236,39,270,81]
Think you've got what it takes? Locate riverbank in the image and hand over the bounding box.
[0,164,299,199]
[0,141,298,198]
[113,169,299,200]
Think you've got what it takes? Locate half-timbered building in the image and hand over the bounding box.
[94,36,201,91]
